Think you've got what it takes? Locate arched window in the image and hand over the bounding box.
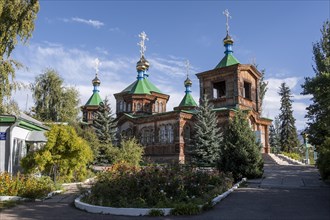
[159,125,166,143]
[167,124,174,143]
[155,101,159,112]
[184,125,191,143]
[119,101,123,112]
[137,102,142,111]
[159,102,163,113]
[123,101,127,112]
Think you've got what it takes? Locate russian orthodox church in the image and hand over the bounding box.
[81,12,271,163]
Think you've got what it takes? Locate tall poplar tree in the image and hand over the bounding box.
[302,20,330,179]
[0,0,39,113]
[278,83,299,153]
[31,69,79,122]
[191,95,221,166]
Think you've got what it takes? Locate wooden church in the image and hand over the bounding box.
[81,12,272,163]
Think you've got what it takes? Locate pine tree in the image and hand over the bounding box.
[301,20,330,179]
[269,117,281,153]
[217,110,263,181]
[278,83,299,153]
[93,96,117,145]
[191,95,221,166]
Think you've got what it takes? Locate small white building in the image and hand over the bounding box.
[0,113,49,174]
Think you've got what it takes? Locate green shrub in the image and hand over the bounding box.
[170,203,201,215]
[317,137,330,180]
[0,172,55,199]
[83,163,233,210]
[106,138,144,166]
[21,125,94,183]
[148,209,165,216]
[282,152,302,161]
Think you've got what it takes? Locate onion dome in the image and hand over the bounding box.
[184,77,192,87]
[92,76,101,86]
[223,34,234,45]
[136,55,150,71]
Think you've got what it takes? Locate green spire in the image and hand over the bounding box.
[215,53,240,69]
[85,92,102,106]
[179,93,197,107]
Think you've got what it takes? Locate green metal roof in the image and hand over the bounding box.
[85,92,102,106]
[144,78,162,94]
[179,93,197,107]
[122,78,163,95]
[215,54,240,69]
[129,79,151,94]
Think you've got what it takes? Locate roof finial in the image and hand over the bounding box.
[94,58,100,77]
[223,9,231,35]
[137,31,149,58]
[185,60,190,79]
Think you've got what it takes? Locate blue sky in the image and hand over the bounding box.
[12,0,329,129]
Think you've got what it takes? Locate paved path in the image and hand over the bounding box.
[1,154,329,220]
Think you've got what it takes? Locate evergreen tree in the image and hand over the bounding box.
[0,0,39,113]
[93,96,117,145]
[269,117,281,153]
[217,110,263,181]
[301,20,330,179]
[278,82,300,153]
[191,95,221,166]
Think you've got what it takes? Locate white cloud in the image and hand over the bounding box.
[12,42,195,115]
[60,17,104,28]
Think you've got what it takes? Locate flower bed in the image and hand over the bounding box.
[80,163,234,215]
[0,172,56,199]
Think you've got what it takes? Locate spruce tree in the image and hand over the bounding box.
[217,110,263,181]
[269,117,281,153]
[191,95,221,166]
[301,20,330,179]
[93,96,117,145]
[278,83,300,153]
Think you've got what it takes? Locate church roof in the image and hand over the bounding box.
[215,53,240,69]
[179,93,197,107]
[85,92,102,106]
[121,78,163,95]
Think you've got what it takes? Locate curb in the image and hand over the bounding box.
[74,178,246,216]
[0,196,30,202]
[278,154,305,165]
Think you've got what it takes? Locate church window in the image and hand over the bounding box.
[184,125,191,143]
[159,125,166,143]
[213,81,226,98]
[123,101,127,112]
[160,102,163,113]
[119,101,123,112]
[137,102,142,111]
[127,103,131,112]
[155,101,159,112]
[243,81,252,100]
[167,124,174,143]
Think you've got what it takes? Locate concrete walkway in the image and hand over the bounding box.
[1,154,329,220]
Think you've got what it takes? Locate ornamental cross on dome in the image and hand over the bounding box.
[185,60,190,78]
[94,58,100,76]
[138,31,149,58]
[223,9,232,35]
